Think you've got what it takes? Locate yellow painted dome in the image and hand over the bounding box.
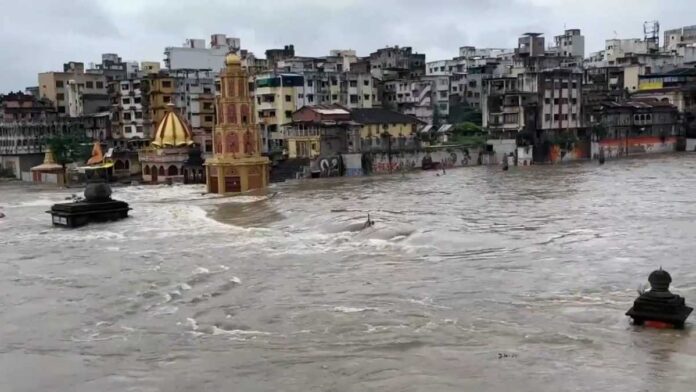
[151,104,194,148]
[225,53,241,66]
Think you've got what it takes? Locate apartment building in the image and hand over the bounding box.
[38,62,108,116]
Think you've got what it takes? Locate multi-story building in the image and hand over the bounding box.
[253,72,305,153]
[38,62,108,116]
[240,50,268,75]
[170,69,216,154]
[516,33,546,58]
[369,46,426,80]
[0,92,111,180]
[549,29,585,59]
[164,34,241,72]
[108,61,161,152]
[594,99,682,159]
[603,38,659,65]
[265,45,296,70]
[664,25,696,52]
[90,53,130,82]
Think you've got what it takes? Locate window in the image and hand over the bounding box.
[364,80,370,86]
[163,96,171,103]
[545,114,551,121]
[123,112,132,120]
[298,94,304,99]
[553,114,559,121]
[204,87,211,94]
[554,98,559,104]
[307,80,313,87]
[55,80,64,88]
[135,111,142,119]
[572,114,577,121]
[561,82,569,88]
[285,110,292,118]
[350,95,358,103]
[439,91,447,98]
[572,81,578,89]
[364,94,370,101]
[503,113,518,124]
[205,115,213,122]
[307,94,314,103]
[562,114,568,121]
[350,80,358,87]
[86,81,94,89]
[56,93,65,101]
[440,79,447,85]
[122,98,131,105]
[332,94,338,100]
[96,81,104,89]
[544,98,550,104]
[121,84,129,91]
[58,106,66,113]
[162,81,172,88]
[136,126,143,133]
[331,79,337,86]
[133,83,140,90]
[439,103,447,111]
[134,97,141,104]
[285,95,291,102]
[571,98,577,105]
[203,102,212,110]
[452,86,458,92]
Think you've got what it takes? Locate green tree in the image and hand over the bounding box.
[450,121,487,147]
[43,132,92,168]
[448,103,482,126]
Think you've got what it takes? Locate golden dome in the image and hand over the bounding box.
[225,53,241,66]
[151,104,194,148]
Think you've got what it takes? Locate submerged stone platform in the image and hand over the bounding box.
[47,182,130,228]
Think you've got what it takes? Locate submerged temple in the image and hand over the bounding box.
[139,104,204,184]
[205,53,270,194]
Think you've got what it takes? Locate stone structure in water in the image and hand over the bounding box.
[47,182,130,227]
[626,268,693,328]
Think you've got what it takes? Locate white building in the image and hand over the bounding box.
[550,29,585,58]
[664,25,696,52]
[604,38,658,64]
[164,34,241,72]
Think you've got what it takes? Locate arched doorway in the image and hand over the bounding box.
[168,165,178,176]
[151,166,158,182]
[144,165,151,175]
[115,160,125,170]
[125,160,130,170]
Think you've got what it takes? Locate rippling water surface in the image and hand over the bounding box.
[2,155,696,391]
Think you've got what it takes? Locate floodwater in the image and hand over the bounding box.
[2,154,696,392]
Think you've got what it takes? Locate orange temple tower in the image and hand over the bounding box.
[205,53,270,194]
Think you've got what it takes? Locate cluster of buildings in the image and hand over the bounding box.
[2,23,696,188]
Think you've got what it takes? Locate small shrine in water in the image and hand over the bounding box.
[139,104,203,184]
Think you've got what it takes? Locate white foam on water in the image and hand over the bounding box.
[332,306,376,313]
[211,326,271,336]
[230,276,241,284]
[179,283,192,291]
[152,305,178,316]
[192,267,210,275]
[185,317,199,331]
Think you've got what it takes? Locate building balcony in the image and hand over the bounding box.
[257,101,276,111]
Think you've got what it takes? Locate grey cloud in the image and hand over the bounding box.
[1,0,695,91]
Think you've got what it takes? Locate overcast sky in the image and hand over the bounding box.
[0,0,694,92]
